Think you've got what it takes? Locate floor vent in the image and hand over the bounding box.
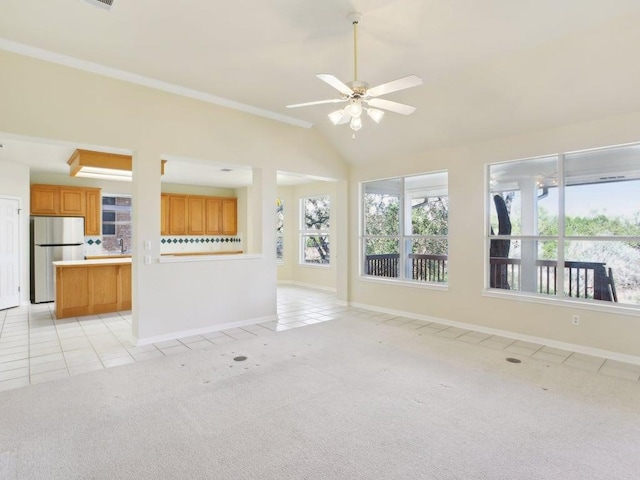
[84,0,114,10]
[505,357,522,364]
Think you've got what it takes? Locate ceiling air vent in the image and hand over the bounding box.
[84,0,114,10]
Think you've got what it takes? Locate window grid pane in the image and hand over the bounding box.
[488,143,640,306]
[362,172,448,284]
[300,196,330,265]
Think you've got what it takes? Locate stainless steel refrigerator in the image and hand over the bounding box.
[30,216,85,303]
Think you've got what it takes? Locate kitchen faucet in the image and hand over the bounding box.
[118,237,125,254]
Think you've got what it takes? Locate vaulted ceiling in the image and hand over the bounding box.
[3,0,640,169]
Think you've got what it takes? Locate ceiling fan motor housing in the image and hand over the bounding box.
[348,81,369,96]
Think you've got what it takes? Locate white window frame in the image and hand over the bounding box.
[276,198,284,264]
[299,195,330,266]
[486,142,640,309]
[360,171,449,285]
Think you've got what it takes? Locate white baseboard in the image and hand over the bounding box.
[134,314,278,346]
[349,301,640,367]
[278,280,336,293]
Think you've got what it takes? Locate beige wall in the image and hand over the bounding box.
[350,110,640,358]
[0,50,348,343]
[277,181,338,290]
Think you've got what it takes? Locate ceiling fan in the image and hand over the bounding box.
[286,12,423,134]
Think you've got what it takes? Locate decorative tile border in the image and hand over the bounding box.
[160,237,241,244]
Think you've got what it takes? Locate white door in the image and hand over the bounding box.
[0,197,20,310]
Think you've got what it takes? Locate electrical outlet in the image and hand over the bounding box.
[572,315,580,325]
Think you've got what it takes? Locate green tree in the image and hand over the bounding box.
[303,196,330,263]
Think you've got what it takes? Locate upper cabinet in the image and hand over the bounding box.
[162,193,237,236]
[187,196,206,235]
[168,195,188,235]
[30,185,60,215]
[84,189,101,236]
[59,187,86,216]
[205,197,222,235]
[160,194,169,235]
[31,184,101,236]
[221,198,237,235]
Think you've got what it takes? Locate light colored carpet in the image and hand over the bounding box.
[1,316,639,479]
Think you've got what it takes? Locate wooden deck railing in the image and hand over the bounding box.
[489,258,617,301]
[365,254,617,302]
[364,254,447,282]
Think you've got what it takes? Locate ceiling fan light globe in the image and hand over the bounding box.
[367,108,385,124]
[328,109,346,125]
[350,116,363,131]
[347,100,363,118]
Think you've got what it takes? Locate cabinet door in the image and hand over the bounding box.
[188,196,206,235]
[31,185,59,215]
[160,194,169,235]
[168,195,188,235]
[120,264,132,310]
[84,189,101,236]
[59,188,86,216]
[221,198,237,235]
[205,198,222,234]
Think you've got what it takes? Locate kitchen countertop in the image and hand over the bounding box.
[54,258,133,267]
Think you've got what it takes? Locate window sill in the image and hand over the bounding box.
[482,289,640,317]
[298,263,331,269]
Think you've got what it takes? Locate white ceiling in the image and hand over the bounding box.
[3,0,640,183]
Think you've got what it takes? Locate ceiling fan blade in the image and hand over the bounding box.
[286,98,346,109]
[367,98,416,115]
[316,74,354,96]
[366,75,423,98]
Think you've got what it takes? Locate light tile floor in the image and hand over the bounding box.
[1,285,639,392]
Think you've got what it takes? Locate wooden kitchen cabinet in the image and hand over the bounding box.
[120,263,132,309]
[55,260,131,319]
[161,193,237,236]
[84,188,101,236]
[222,198,238,235]
[187,196,206,235]
[205,197,222,234]
[160,194,169,235]
[59,187,86,216]
[168,195,188,235]
[31,184,102,235]
[30,185,60,215]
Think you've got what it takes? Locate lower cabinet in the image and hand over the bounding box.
[55,262,131,319]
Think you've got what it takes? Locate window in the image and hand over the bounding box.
[276,198,284,263]
[488,142,640,306]
[300,196,330,265]
[362,172,448,283]
[101,195,132,253]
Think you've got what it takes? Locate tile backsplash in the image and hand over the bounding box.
[160,236,243,254]
[84,235,243,255]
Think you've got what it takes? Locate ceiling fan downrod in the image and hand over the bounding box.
[348,12,362,83]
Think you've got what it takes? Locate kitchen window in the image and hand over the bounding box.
[101,195,132,253]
